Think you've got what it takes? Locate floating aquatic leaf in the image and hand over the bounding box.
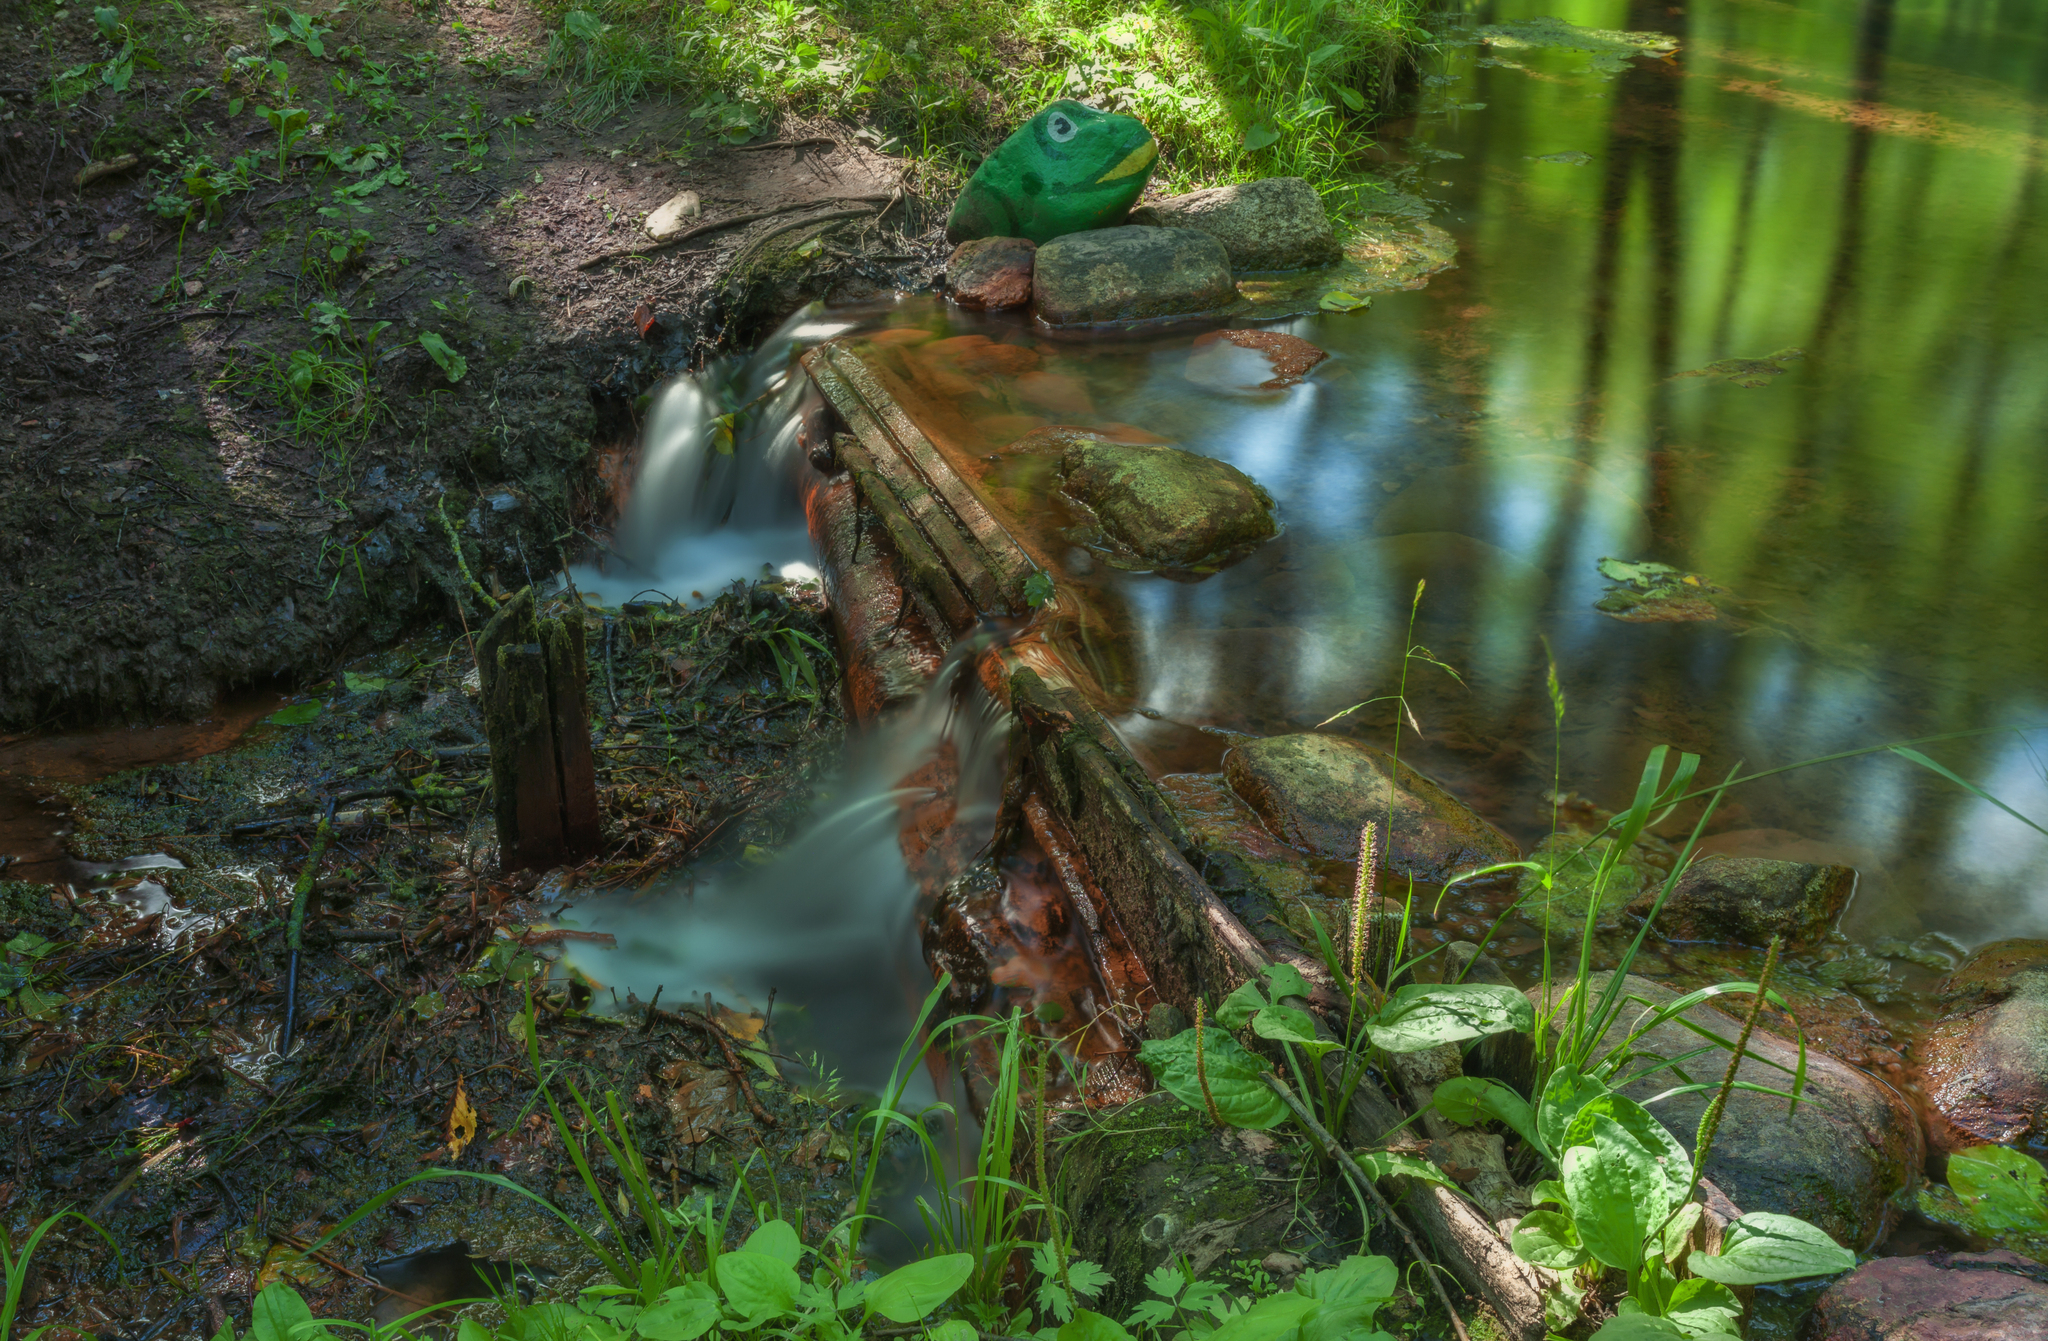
[1594,556,1726,623]
[1319,290,1372,312]
[1478,16,1679,78]
[343,670,391,693]
[1672,348,1805,388]
[1534,150,1594,165]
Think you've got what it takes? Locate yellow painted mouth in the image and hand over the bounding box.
[1096,138,1158,183]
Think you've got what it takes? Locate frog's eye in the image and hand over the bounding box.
[1047,113,1077,142]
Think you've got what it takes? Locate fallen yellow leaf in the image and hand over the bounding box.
[447,1078,478,1158]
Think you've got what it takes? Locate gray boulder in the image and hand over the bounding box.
[1536,974,1922,1251]
[1920,939,2048,1151]
[1629,854,1856,946]
[1222,733,1519,883]
[1046,432,1277,570]
[1129,177,1342,271]
[1031,226,1235,326]
[1810,1251,2048,1340]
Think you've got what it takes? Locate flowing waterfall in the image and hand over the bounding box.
[566,305,861,607]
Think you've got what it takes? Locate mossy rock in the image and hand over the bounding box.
[1055,1093,1358,1319]
[1040,432,1279,573]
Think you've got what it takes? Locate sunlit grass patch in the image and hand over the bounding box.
[539,0,1431,212]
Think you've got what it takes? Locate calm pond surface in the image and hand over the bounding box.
[843,0,2048,955]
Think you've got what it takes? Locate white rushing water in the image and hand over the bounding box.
[565,305,859,608]
[559,641,1012,1088]
[555,306,1017,1089]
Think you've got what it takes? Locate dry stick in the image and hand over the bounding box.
[675,1009,778,1127]
[574,194,896,271]
[1266,1075,1474,1341]
[731,136,838,152]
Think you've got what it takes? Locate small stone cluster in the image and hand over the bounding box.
[945,163,1343,327]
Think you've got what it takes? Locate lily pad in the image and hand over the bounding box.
[1673,348,1805,387]
[1594,556,1726,623]
[1478,16,1680,78]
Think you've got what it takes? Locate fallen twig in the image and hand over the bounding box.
[731,136,838,152]
[574,194,895,271]
[1267,1074,1473,1341]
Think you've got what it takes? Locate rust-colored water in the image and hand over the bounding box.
[0,689,281,883]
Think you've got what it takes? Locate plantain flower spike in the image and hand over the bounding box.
[1349,820,1380,989]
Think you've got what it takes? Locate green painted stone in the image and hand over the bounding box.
[945,100,1157,246]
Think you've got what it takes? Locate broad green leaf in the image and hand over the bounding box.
[1293,1253,1396,1311]
[1261,962,1311,1001]
[248,1284,318,1341]
[1562,1115,1669,1271]
[342,670,391,693]
[1589,1315,1687,1340]
[4,932,54,959]
[1066,1258,1112,1300]
[1204,1291,1319,1341]
[267,700,322,725]
[1216,979,1270,1029]
[1431,1076,1539,1151]
[1529,1177,1570,1210]
[636,1283,721,1341]
[864,1252,973,1323]
[741,1219,802,1266]
[1664,1278,1742,1339]
[715,1250,800,1319]
[1946,1145,2048,1232]
[1510,1209,1588,1270]
[928,1323,979,1341]
[1660,1201,1704,1260]
[1689,1212,1855,1285]
[1351,1149,1463,1191]
[1242,124,1281,152]
[1142,1263,1188,1302]
[1252,1004,1339,1058]
[1057,1310,1132,1341]
[1136,1029,1287,1129]
[1318,290,1371,313]
[1538,1066,1608,1156]
[1299,1305,1395,1341]
[564,9,605,39]
[459,1320,492,1341]
[1564,1094,1692,1202]
[419,331,468,383]
[1367,982,1534,1052]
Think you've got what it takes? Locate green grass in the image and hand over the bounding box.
[541,0,1431,209]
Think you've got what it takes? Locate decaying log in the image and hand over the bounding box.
[478,588,601,873]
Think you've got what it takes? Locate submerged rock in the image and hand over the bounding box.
[1129,177,1342,272]
[1920,939,2048,1151]
[1031,226,1236,326]
[1222,733,1519,883]
[1537,973,1922,1250]
[1629,854,1856,946]
[1517,826,1674,935]
[1186,329,1329,389]
[945,236,1035,312]
[1043,431,1278,570]
[1809,1251,2048,1341]
[1056,1092,1359,1319]
[1372,454,1648,560]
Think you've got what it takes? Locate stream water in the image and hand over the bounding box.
[831,0,2048,970]
[542,0,2048,1103]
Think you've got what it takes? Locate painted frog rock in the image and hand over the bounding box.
[1919,939,2048,1151]
[1037,430,1278,571]
[1222,734,1519,883]
[946,100,1158,245]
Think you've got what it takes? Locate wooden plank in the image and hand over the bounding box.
[821,345,1038,602]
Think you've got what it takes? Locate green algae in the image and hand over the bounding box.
[1475,17,1679,78]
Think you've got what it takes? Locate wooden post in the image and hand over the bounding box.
[479,588,601,873]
